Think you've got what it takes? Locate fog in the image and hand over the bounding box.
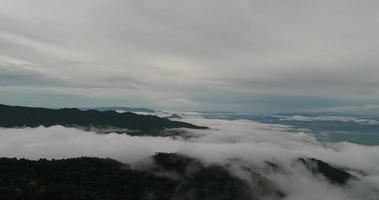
[273,114,379,125]
[0,115,378,199]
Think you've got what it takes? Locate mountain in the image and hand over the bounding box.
[0,157,177,200]
[297,158,356,185]
[0,154,276,200]
[81,106,156,113]
[141,153,285,200]
[0,104,207,132]
[0,154,358,200]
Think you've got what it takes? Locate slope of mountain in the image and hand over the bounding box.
[0,154,270,200]
[0,154,359,200]
[82,106,156,113]
[297,158,356,185]
[0,157,177,200]
[0,104,207,131]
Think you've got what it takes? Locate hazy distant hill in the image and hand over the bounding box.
[0,104,207,132]
[82,106,155,113]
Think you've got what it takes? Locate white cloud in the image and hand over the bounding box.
[273,115,379,125]
[0,115,378,199]
[321,105,379,116]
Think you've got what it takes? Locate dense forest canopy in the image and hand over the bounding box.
[0,153,357,200]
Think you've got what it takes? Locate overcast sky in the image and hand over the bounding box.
[0,0,378,113]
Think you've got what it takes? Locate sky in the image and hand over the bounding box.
[0,0,379,113]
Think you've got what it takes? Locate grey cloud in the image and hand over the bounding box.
[0,0,378,112]
[273,115,379,125]
[0,68,61,86]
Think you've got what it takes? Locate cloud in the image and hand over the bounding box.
[320,105,379,116]
[273,115,379,125]
[0,66,64,87]
[0,115,378,199]
[0,0,379,112]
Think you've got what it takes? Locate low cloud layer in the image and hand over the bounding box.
[273,115,379,125]
[0,115,378,199]
[321,105,379,116]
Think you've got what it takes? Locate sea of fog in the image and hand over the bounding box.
[200,113,379,146]
[0,113,378,200]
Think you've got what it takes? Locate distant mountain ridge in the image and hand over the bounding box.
[81,106,155,113]
[0,104,207,132]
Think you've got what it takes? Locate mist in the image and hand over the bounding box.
[0,115,378,199]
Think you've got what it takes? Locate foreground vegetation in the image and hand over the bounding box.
[0,153,356,200]
[0,154,257,200]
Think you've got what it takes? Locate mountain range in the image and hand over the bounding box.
[0,104,207,133]
[0,153,356,200]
